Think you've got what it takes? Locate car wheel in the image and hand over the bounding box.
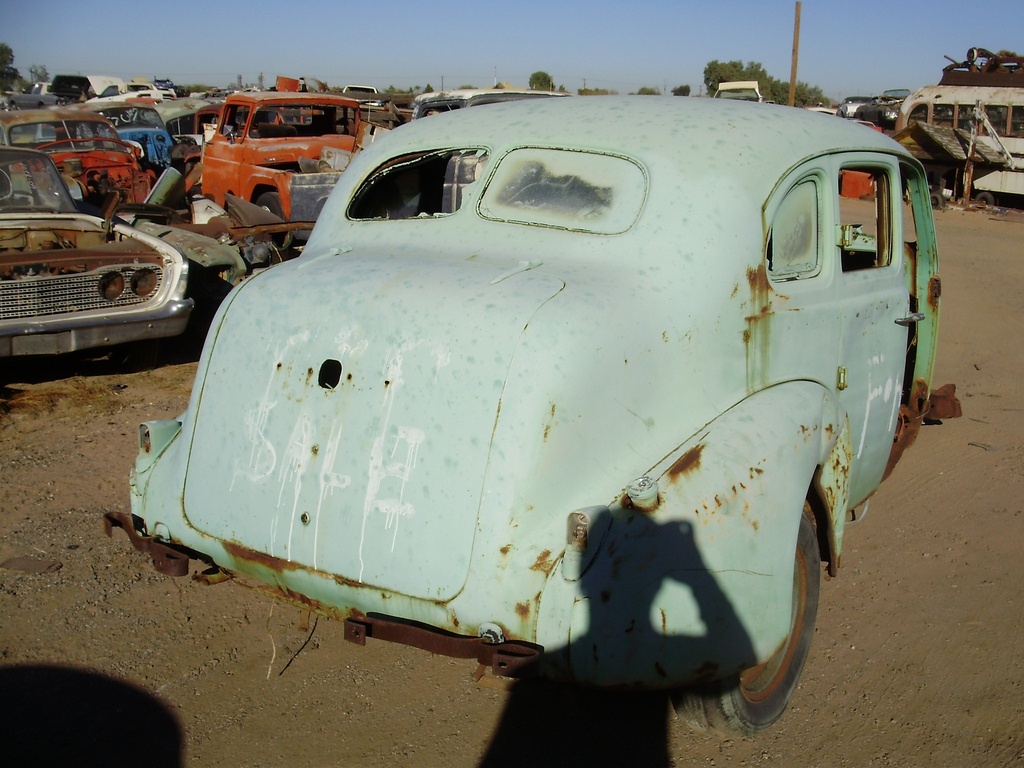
[973,191,996,207]
[929,189,946,210]
[255,191,284,219]
[674,509,820,735]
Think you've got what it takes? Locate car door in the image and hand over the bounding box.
[831,156,910,505]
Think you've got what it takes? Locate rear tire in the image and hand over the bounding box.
[674,510,820,735]
[255,191,284,219]
[973,190,996,207]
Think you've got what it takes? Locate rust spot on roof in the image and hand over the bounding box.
[668,444,704,481]
[515,602,530,620]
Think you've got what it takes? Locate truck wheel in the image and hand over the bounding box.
[674,510,820,735]
[973,191,996,207]
[255,191,284,219]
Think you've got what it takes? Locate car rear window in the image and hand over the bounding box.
[479,148,646,234]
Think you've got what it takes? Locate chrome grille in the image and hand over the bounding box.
[0,266,165,321]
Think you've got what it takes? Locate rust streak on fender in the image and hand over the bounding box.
[667,444,704,481]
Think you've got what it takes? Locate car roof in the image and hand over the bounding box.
[377,96,907,192]
[153,98,222,121]
[0,107,114,126]
[221,91,361,107]
[412,88,569,104]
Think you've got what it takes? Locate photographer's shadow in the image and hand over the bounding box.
[0,664,183,768]
[479,509,756,767]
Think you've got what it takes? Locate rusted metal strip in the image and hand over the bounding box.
[344,616,541,678]
[927,382,962,420]
[102,510,190,577]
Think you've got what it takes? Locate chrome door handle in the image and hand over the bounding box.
[895,312,926,326]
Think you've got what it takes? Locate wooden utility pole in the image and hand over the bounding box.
[788,1,801,106]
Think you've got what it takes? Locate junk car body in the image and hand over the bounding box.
[6,82,62,110]
[411,88,570,119]
[155,98,222,146]
[201,91,362,221]
[49,74,126,104]
[0,146,191,358]
[111,97,952,733]
[0,108,152,206]
[73,101,178,175]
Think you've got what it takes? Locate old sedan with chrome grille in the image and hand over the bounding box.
[0,146,190,360]
[108,97,957,734]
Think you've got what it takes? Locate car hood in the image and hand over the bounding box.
[182,250,565,601]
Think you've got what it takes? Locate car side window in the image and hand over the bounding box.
[838,166,892,272]
[221,105,249,136]
[767,178,820,280]
[348,149,489,220]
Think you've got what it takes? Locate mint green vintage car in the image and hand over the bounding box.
[107,97,957,733]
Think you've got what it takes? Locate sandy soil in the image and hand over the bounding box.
[1,204,1022,768]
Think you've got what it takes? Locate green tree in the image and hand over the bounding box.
[671,84,691,96]
[28,64,49,83]
[703,59,770,95]
[703,58,831,106]
[635,86,661,95]
[529,71,554,91]
[0,43,19,92]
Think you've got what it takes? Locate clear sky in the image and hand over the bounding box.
[3,0,1021,100]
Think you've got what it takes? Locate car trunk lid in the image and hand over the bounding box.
[182,251,564,601]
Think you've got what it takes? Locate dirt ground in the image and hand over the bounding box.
[1,204,1022,768]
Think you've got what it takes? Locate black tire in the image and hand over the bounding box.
[255,191,284,219]
[674,510,820,735]
[973,190,996,207]
[929,189,946,210]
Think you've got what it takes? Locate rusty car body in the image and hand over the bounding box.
[154,98,222,147]
[894,48,1024,207]
[0,146,191,358]
[0,108,153,206]
[200,91,362,221]
[109,97,955,734]
[71,101,180,175]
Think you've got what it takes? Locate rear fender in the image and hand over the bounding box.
[538,381,850,687]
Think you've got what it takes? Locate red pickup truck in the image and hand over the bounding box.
[201,91,362,220]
